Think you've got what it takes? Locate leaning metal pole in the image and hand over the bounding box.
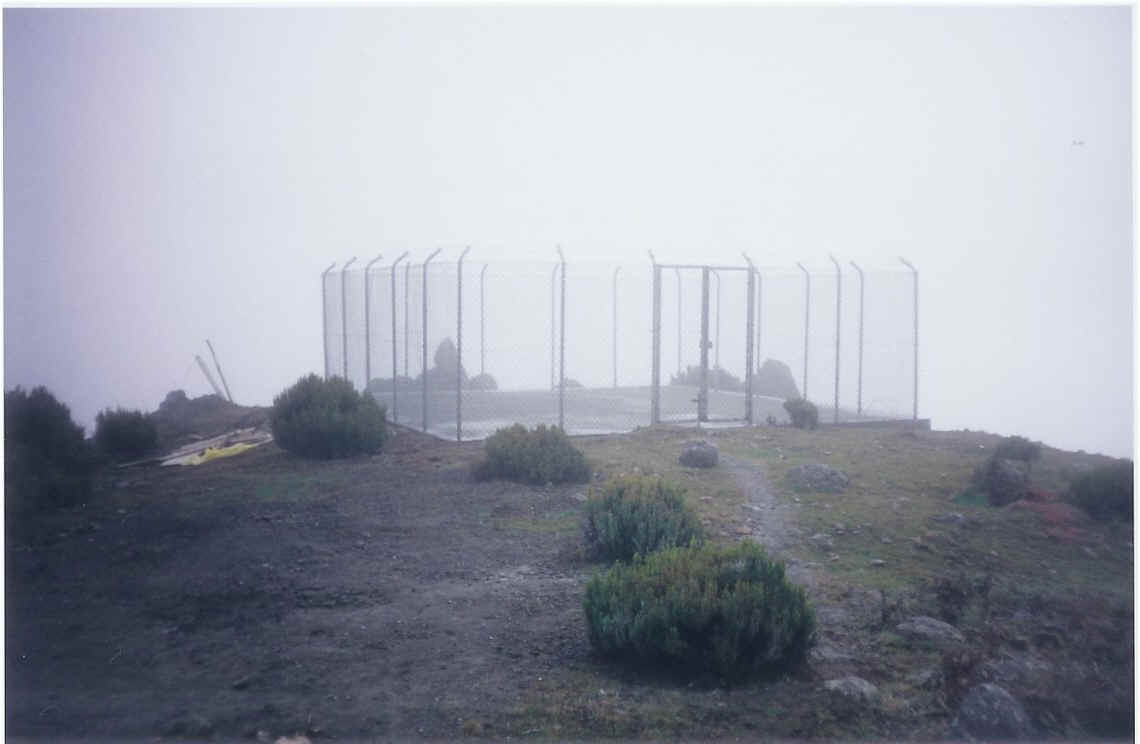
[796,261,810,401]
[390,252,408,423]
[363,253,384,389]
[742,254,756,424]
[612,266,621,389]
[321,261,337,379]
[850,261,865,417]
[900,257,918,421]
[421,248,442,432]
[829,254,842,424]
[649,251,661,425]
[456,246,472,442]
[557,246,567,430]
[341,256,358,383]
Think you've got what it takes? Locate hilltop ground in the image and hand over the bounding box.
[5,422,1133,740]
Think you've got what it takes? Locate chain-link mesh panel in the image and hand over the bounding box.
[323,270,344,381]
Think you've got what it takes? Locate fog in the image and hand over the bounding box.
[3,6,1133,457]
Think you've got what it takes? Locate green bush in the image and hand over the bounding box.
[993,435,1042,470]
[4,386,95,512]
[270,374,387,459]
[583,540,815,681]
[95,407,158,461]
[473,423,590,485]
[582,475,704,562]
[783,397,818,429]
[1066,461,1132,521]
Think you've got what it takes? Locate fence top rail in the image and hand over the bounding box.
[655,263,751,272]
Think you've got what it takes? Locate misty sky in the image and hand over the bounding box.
[3,6,1133,458]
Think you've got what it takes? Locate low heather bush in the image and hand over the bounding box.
[582,475,703,562]
[993,435,1042,471]
[473,424,590,485]
[95,407,158,462]
[783,397,819,429]
[583,540,815,681]
[270,375,387,459]
[4,386,95,512]
[1066,461,1133,521]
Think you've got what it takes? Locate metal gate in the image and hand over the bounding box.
[650,258,757,425]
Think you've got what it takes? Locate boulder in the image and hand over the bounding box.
[786,464,849,493]
[809,533,835,552]
[896,615,965,648]
[824,676,879,703]
[952,683,1034,739]
[679,440,718,468]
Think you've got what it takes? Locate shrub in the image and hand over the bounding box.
[669,365,743,391]
[993,435,1042,472]
[971,456,1029,507]
[473,423,590,485]
[783,397,818,429]
[1066,461,1132,521]
[582,475,704,562]
[270,374,387,459]
[95,407,158,461]
[583,540,815,681]
[4,386,95,512]
[466,373,498,391]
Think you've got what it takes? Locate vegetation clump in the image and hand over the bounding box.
[1066,461,1132,522]
[582,475,704,562]
[95,407,158,462]
[993,435,1042,473]
[270,374,387,459]
[783,397,819,429]
[473,423,590,485]
[4,386,96,512]
[583,540,815,681]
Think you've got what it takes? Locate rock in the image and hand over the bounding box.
[679,440,718,468]
[164,713,214,738]
[952,683,1034,739]
[908,667,943,689]
[870,559,886,567]
[932,512,967,526]
[979,652,1053,688]
[810,533,835,552]
[824,676,879,703]
[786,464,850,493]
[810,643,852,664]
[896,615,965,648]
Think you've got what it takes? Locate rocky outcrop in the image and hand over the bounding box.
[896,615,965,648]
[786,464,849,493]
[952,683,1034,739]
[679,440,718,468]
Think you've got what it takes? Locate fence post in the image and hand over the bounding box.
[675,268,683,376]
[321,261,336,379]
[457,246,471,442]
[698,267,710,422]
[403,261,411,379]
[796,262,810,401]
[390,252,408,423]
[742,254,756,424]
[480,264,488,377]
[900,257,918,421]
[363,253,383,390]
[829,254,842,424]
[557,247,567,430]
[341,257,358,384]
[612,266,621,389]
[850,261,864,417]
[756,272,762,374]
[713,269,721,388]
[550,263,558,391]
[421,248,442,432]
[649,252,661,425]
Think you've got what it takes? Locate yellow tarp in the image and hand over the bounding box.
[178,442,257,466]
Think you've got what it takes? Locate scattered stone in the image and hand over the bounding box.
[810,533,835,552]
[164,713,214,738]
[908,667,943,689]
[870,559,886,567]
[880,536,892,544]
[679,440,718,468]
[785,463,850,493]
[912,538,932,552]
[828,554,840,562]
[896,615,965,648]
[979,652,1053,688]
[824,676,879,703]
[232,673,258,690]
[952,683,1034,740]
[1081,546,1097,559]
[810,643,852,664]
[932,512,966,526]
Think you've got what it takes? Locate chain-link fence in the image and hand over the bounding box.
[321,253,917,440]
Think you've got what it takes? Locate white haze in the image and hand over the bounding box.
[3,6,1133,458]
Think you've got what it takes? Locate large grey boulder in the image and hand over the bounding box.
[824,676,879,703]
[952,683,1034,739]
[679,440,718,468]
[786,463,849,493]
[896,615,965,648]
